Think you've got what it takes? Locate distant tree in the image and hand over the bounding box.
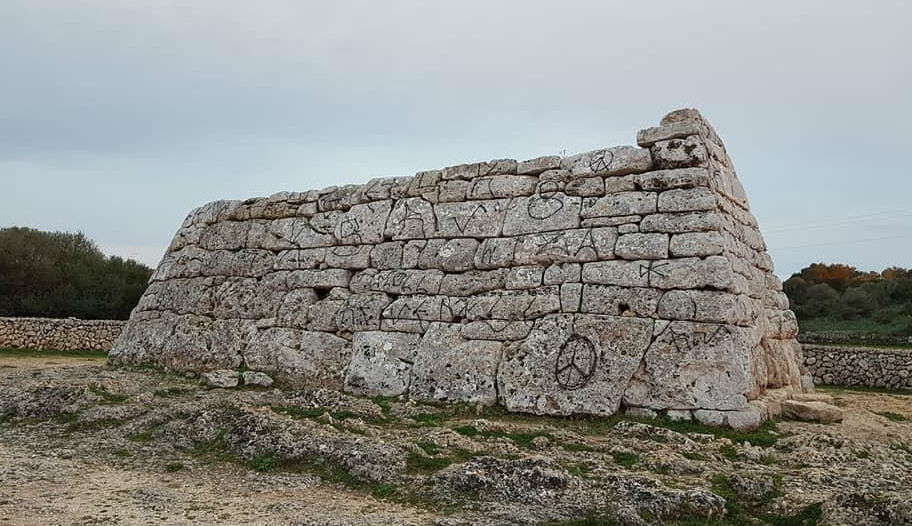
[0,227,152,320]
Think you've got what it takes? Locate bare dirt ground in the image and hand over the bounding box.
[2,353,911,526]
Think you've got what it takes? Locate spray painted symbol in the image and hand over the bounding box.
[555,335,597,390]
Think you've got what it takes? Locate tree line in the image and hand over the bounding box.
[784,263,912,335]
[0,227,153,320]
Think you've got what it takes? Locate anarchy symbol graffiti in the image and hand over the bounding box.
[554,336,597,390]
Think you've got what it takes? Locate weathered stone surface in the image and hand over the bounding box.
[418,238,479,272]
[343,331,421,397]
[434,199,508,238]
[202,369,239,388]
[513,228,616,265]
[242,371,274,388]
[442,159,517,180]
[111,107,806,429]
[614,233,669,260]
[410,323,502,404]
[633,168,711,191]
[781,400,844,424]
[498,314,653,416]
[580,285,660,317]
[580,192,657,218]
[658,188,716,213]
[651,135,708,169]
[517,155,561,175]
[561,146,652,177]
[503,193,581,236]
[624,322,751,411]
[669,232,726,257]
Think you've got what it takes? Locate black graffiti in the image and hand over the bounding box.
[454,204,487,233]
[555,335,598,390]
[588,149,615,173]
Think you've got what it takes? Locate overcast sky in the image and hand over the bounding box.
[1,1,910,278]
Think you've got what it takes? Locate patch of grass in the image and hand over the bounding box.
[706,473,819,526]
[88,384,129,404]
[372,396,393,415]
[249,454,278,472]
[720,444,739,460]
[415,440,441,456]
[406,449,476,475]
[0,347,108,359]
[612,452,638,468]
[127,432,154,442]
[272,406,327,419]
[891,442,912,458]
[190,432,233,463]
[453,424,479,437]
[165,461,185,472]
[111,448,132,458]
[875,411,907,422]
[412,413,446,426]
[646,415,783,448]
[371,484,398,499]
[682,452,708,461]
[853,448,871,459]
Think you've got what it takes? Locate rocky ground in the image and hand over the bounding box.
[1,351,911,526]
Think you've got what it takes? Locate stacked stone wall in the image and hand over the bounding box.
[0,317,124,351]
[111,108,807,426]
[804,344,912,390]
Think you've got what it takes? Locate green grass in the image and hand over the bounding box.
[127,432,154,442]
[702,473,820,526]
[612,452,638,468]
[405,449,477,474]
[153,387,188,398]
[165,461,185,472]
[415,440,441,456]
[249,454,278,472]
[875,411,908,422]
[65,417,123,433]
[0,347,108,359]
[111,448,132,458]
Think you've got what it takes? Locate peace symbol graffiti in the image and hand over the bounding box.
[554,336,597,390]
[588,149,614,174]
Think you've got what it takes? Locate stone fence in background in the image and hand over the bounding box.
[0,317,125,351]
[803,344,912,391]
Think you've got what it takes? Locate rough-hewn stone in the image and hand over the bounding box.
[110,108,808,428]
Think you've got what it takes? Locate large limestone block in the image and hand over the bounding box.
[434,199,509,238]
[257,329,350,389]
[580,285,660,317]
[385,197,436,240]
[781,400,843,424]
[442,159,517,180]
[650,135,708,169]
[513,228,616,265]
[418,238,480,272]
[498,314,653,416]
[466,175,537,199]
[334,200,392,245]
[335,293,392,332]
[623,321,752,411]
[350,269,444,295]
[410,323,502,405]
[502,193,581,236]
[580,191,657,218]
[344,331,421,397]
[561,146,652,177]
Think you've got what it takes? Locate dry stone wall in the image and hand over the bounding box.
[804,344,912,391]
[110,108,809,426]
[0,317,124,351]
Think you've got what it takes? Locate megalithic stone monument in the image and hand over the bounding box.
[110,108,811,429]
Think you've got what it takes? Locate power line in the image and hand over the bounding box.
[770,232,912,251]
[764,209,912,233]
